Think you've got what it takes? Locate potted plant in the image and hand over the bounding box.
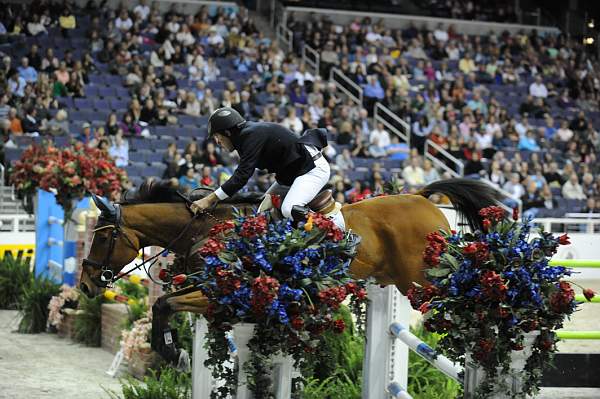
[407,206,595,398]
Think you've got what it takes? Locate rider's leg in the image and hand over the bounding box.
[281,154,331,220]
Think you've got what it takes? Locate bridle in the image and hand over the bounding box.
[82,193,218,289]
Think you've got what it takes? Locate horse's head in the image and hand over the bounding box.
[80,193,141,298]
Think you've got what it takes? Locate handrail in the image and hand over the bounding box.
[373,102,410,144]
[275,23,293,53]
[301,44,320,77]
[423,139,464,177]
[424,150,460,179]
[0,213,35,233]
[329,67,363,106]
[531,218,600,234]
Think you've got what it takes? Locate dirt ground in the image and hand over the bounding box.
[0,310,123,399]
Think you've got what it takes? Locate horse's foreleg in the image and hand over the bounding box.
[151,286,207,364]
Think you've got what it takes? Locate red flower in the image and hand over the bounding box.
[463,243,478,255]
[199,238,225,256]
[240,215,268,239]
[480,270,507,301]
[558,234,570,245]
[550,281,575,312]
[158,269,168,281]
[311,213,344,241]
[333,319,346,334]
[478,206,505,221]
[172,274,187,286]
[209,220,235,236]
[291,317,304,330]
[355,288,367,300]
[511,342,524,351]
[512,207,519,221]
[345,282,357,294]
[418,302,431,314]
[583,288,596,301]
[539,340,553,350]
[482,219,491,232]
[271,194,282,209]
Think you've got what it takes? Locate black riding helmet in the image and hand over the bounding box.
[207,107,246,137]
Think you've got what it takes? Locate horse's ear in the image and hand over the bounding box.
[90,192,116,218]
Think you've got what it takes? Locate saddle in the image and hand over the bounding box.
[258,189,340,216]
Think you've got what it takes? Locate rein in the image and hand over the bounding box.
[83,192,221,288]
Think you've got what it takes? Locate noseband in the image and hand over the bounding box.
[82,195,216,288]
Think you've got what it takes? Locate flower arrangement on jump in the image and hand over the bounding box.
[174,211,367,398]
[408,206,595,398]
[47,284,80,328]
[10,142,127,215]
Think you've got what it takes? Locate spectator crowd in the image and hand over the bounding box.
[0,0,599,219]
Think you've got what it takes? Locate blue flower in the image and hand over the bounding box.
[279,284,303,301]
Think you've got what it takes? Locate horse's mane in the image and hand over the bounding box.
[120,180,264,205]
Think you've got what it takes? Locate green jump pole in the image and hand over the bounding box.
[549,259,600,268]
[556,331,600,340]
[575,295,600,303]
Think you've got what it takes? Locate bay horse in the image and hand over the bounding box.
[79,178,502,362]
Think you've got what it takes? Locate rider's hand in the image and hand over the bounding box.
[190,195,216,214]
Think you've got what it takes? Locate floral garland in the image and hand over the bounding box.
[407,206,596,398]
[169,211,367,398]
[121,312,152,361]
[10,142,127,215]
[47,284,80,328]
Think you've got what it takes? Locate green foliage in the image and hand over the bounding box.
[408,324,462,399]
[124,301,148,330]
[73,292,103,346]
[301,372,361,399]
[115,279,148,300]
[0,257,32,309]
[105,367,191,399]
[17,275,60,333]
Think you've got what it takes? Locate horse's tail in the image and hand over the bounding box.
[416,178,505,231]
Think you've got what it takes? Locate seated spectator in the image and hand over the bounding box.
[87,125,105,148]
[184,92,201,116]
[521,179,546,218]
[345,181,371,203]
[402,157,425,186]
[488,161,506,186]
[178,167,199,191]
[459,53,476,75]
[411,115,434,154]
[8,70,26,98]
[562,173,587,200]
[27,14,47,36]
[8,107,23,134]
[281,106,303,135]
[519,95,535,115]
[115,9,133,33]
[21,107,40,135]
[198,141,224,167]
[544,162,564,187]
[47,109,69,136]
[106,112,119,136]
[363,75,384,110]
[555,119,573,147]
[59,8,76,37]
[529,75,548,98]
[163,152,183,179]
[140,99,158,124]
[464,152,485,177]
[199,166,216,187]
[108,131,129,167]
[369,123,391,157]
[518,130,541,151]
[119,111,142,136]
[18,57,37,83]
[503,173,525,199]
[335,148,354,172]
[582,197,599,214]
[423,159,440,184]
[163,142,178,165]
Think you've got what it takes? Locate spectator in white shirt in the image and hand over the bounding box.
[529,75,548,98]
[115,9,133,33]
[503,173,525,199]
[369,122,391,148]
[402,157,426,186]
[27,14,47,36]
[281,107,303,135]
[133,0,150,21]
[433,23,448,42]
[562,173,587,200]
[108,131,129,167]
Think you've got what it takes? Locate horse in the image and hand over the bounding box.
[79,178,503,362]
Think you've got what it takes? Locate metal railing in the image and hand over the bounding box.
[423,139,464,178]
[301,44,320,77]
[373,102,410,145]
[275,23,293,53]
[0,213,35,233]
[531,218,600,234]
[329,67,363,106]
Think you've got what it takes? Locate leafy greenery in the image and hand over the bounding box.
[301,372,361,399]
[124,301,148,330]
[0,257,32,309]
[408,324,462,399]
[105,367,191,399]
[73,292,103,346]
[17,275,60,333]
[115,279,148,300]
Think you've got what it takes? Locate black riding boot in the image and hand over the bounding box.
[291,205,310,228]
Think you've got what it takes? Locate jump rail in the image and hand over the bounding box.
[549,259,600,268]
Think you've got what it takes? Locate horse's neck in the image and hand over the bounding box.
[122,203,200,253]
[121,202,254,255]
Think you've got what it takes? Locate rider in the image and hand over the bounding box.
[190,107,330,224]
